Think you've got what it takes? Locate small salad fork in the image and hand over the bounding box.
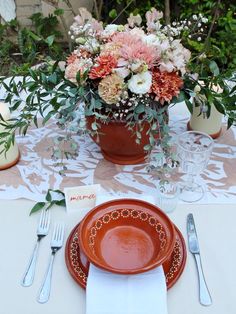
[37,222,65,304]
[21,209,50,287]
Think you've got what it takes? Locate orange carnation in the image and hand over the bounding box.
[89,54,117,79]
[151,69,183,104]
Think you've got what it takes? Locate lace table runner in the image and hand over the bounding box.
[0,104,236,204]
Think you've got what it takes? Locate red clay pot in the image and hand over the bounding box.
[86,116,156,165]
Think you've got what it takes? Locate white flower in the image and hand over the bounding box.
[193,15,198,20]
[202,17,208,23]
[128,71,152,94]
[83,38,100,53]
[129,27,145,38]
[102,24,119,37]
[127,13,142,27]
[197,37,201,41]
[198,23,202,27]
[114,67,130,78]
[144,34,160,46]
[159,61,175,73]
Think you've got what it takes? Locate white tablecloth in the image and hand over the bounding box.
[0,199,235,314]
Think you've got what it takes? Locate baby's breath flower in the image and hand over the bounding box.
[202,17,208,23]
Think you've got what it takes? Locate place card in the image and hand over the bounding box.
[64,184,101,214]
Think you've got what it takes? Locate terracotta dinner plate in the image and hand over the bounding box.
[78,199,176,274]
[65,223,187,290]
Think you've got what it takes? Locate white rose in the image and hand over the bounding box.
[128,71,152,94]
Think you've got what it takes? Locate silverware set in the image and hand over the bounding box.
[21,209,65,304]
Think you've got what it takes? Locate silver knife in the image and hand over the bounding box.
[187,213,212,306]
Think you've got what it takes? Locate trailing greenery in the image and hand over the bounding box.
[0,61,173,176]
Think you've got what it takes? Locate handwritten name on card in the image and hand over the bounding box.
[64,184,101,213]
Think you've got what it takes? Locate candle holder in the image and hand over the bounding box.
[0,102,20,170]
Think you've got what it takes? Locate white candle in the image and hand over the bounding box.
[0,101,19,169]
[0,101,11,120]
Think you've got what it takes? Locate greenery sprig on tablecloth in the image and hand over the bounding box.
[30,189,66,215]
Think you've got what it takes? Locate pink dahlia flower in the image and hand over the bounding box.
[111,32,158,68]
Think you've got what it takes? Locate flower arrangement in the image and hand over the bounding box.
[65,7,190,107]
[1,7,234,173]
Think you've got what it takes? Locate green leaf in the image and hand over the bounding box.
[52,189,65,197]
[209,61,220,76]
[30,202,46,215]
[45,35,55,47]
[144,144,151,151]
[54,8,64,16]
[45,200,57,210]
[91,121,98,131]
[227,117,234,129]
[214,100,225,115]
[48,72,58,84]
[43,110,55,125]
[55,199,66,207]
[185,98,193,114]
[135,105,145,114]
[109,9,117,19]
[28,31,42,42]
[45,190,52,202]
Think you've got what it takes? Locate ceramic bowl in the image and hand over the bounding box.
[78,199,176,274]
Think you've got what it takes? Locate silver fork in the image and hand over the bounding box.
[21,209,50,287]
[37,222,65,304]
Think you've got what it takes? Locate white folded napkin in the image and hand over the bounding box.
[86,193,168,314]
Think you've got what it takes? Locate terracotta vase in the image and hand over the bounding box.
[86,116,158,165]
[187,103,223,139]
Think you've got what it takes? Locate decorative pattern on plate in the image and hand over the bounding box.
[88,208,167,252]
[70,233,87,285]
[165,238,182,283]
[67,228,185,289]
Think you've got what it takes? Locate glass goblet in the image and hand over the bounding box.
[176,131,214,202]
